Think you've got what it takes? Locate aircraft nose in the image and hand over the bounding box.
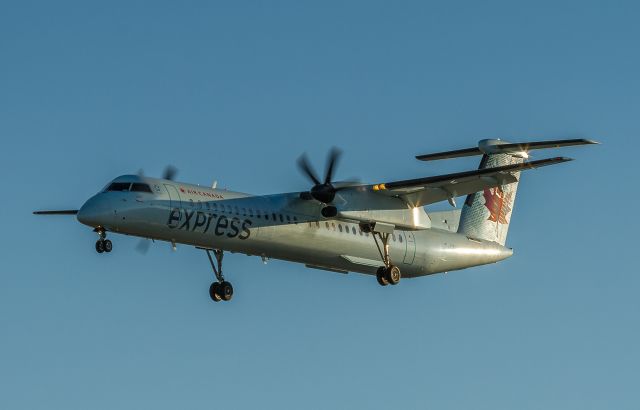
[77,195,113,228]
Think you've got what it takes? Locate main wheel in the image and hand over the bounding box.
[209,282,222,302]
[103,239,113,253]
[385,265,401,285]
[95,240,105,253]
[219,281,233,301]
[376,266,389,286]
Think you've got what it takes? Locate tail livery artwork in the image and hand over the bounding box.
[35,138,597,303]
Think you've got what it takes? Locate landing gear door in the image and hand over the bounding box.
[402,231,416,265]
[164,184,182,217]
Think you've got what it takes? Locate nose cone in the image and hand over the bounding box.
[77,195,113,228]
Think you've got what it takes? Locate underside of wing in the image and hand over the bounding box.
[364,156,572,208]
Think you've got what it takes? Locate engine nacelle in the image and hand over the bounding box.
[321,206,338,218]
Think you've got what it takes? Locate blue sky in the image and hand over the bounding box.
[1,1,638,408]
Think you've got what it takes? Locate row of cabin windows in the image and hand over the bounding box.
[188,199,298,224]
[308,221,403,243]
[106,182,153,193]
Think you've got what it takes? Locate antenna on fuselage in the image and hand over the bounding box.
[211,180,218,189]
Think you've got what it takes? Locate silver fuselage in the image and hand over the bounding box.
[77,175,512,277]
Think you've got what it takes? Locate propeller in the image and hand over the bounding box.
[137,165,178,181]
[136,238,151,254]
[297,148,361,217]
[298,147,351,204]
[162,165,178,181]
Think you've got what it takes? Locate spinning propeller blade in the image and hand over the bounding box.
[162,165,178,181]
[297,147,358,204]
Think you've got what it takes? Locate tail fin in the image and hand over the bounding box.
[415,137,598,245]
[457,153,523,245]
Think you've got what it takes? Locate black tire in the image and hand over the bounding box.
[219,281,234,301]
[209,282,222,302]
[376,266,389,286]
[95,240,105,253]
[103,239,113,253]
[386,265,401,285]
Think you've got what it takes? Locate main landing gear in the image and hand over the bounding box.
[94,228,112,254]
[361,223,401,287]
[205,249,233,302]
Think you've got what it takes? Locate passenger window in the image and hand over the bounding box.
[249,209,254,217]
[272,213,277,221]
[242,208,246,216]
[234,206,239,215]
[107,182,131,192]
[131,183,153,193]
[286,215,291,223]
[338,224,343,232]
[352,226,356,235]
[325,222,330,229]
[279,214,284,223]
[399,235,403,243]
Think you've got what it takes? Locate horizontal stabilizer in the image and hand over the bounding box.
[416,147,482,161]
[416,138,598,161]
[33,210,78,215]
[487,138,599,153]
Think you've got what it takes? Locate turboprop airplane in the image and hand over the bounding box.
[34,138,597,303]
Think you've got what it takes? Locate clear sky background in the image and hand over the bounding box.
[1,1,638,409]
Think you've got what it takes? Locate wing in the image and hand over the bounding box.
[33,210,79,215]
[360,156,571,208]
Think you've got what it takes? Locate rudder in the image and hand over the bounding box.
[457,153,523,245]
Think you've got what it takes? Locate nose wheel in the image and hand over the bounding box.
[94,228,113,253]
[205,249,233,302]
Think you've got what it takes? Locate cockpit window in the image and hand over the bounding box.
[107,182,131,191]
[131,183,153,193]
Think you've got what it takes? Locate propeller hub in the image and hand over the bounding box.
[310,183,336,204]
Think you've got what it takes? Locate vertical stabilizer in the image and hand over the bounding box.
[457,153,523,245]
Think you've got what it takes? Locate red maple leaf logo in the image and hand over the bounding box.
[483,186,512,224]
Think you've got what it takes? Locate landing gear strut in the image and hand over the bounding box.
[94,228,112,254]
[361,223,401,286]
[205,249,233,302]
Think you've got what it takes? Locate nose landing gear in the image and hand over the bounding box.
[94,228,112,254]
[205,249,233,302]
